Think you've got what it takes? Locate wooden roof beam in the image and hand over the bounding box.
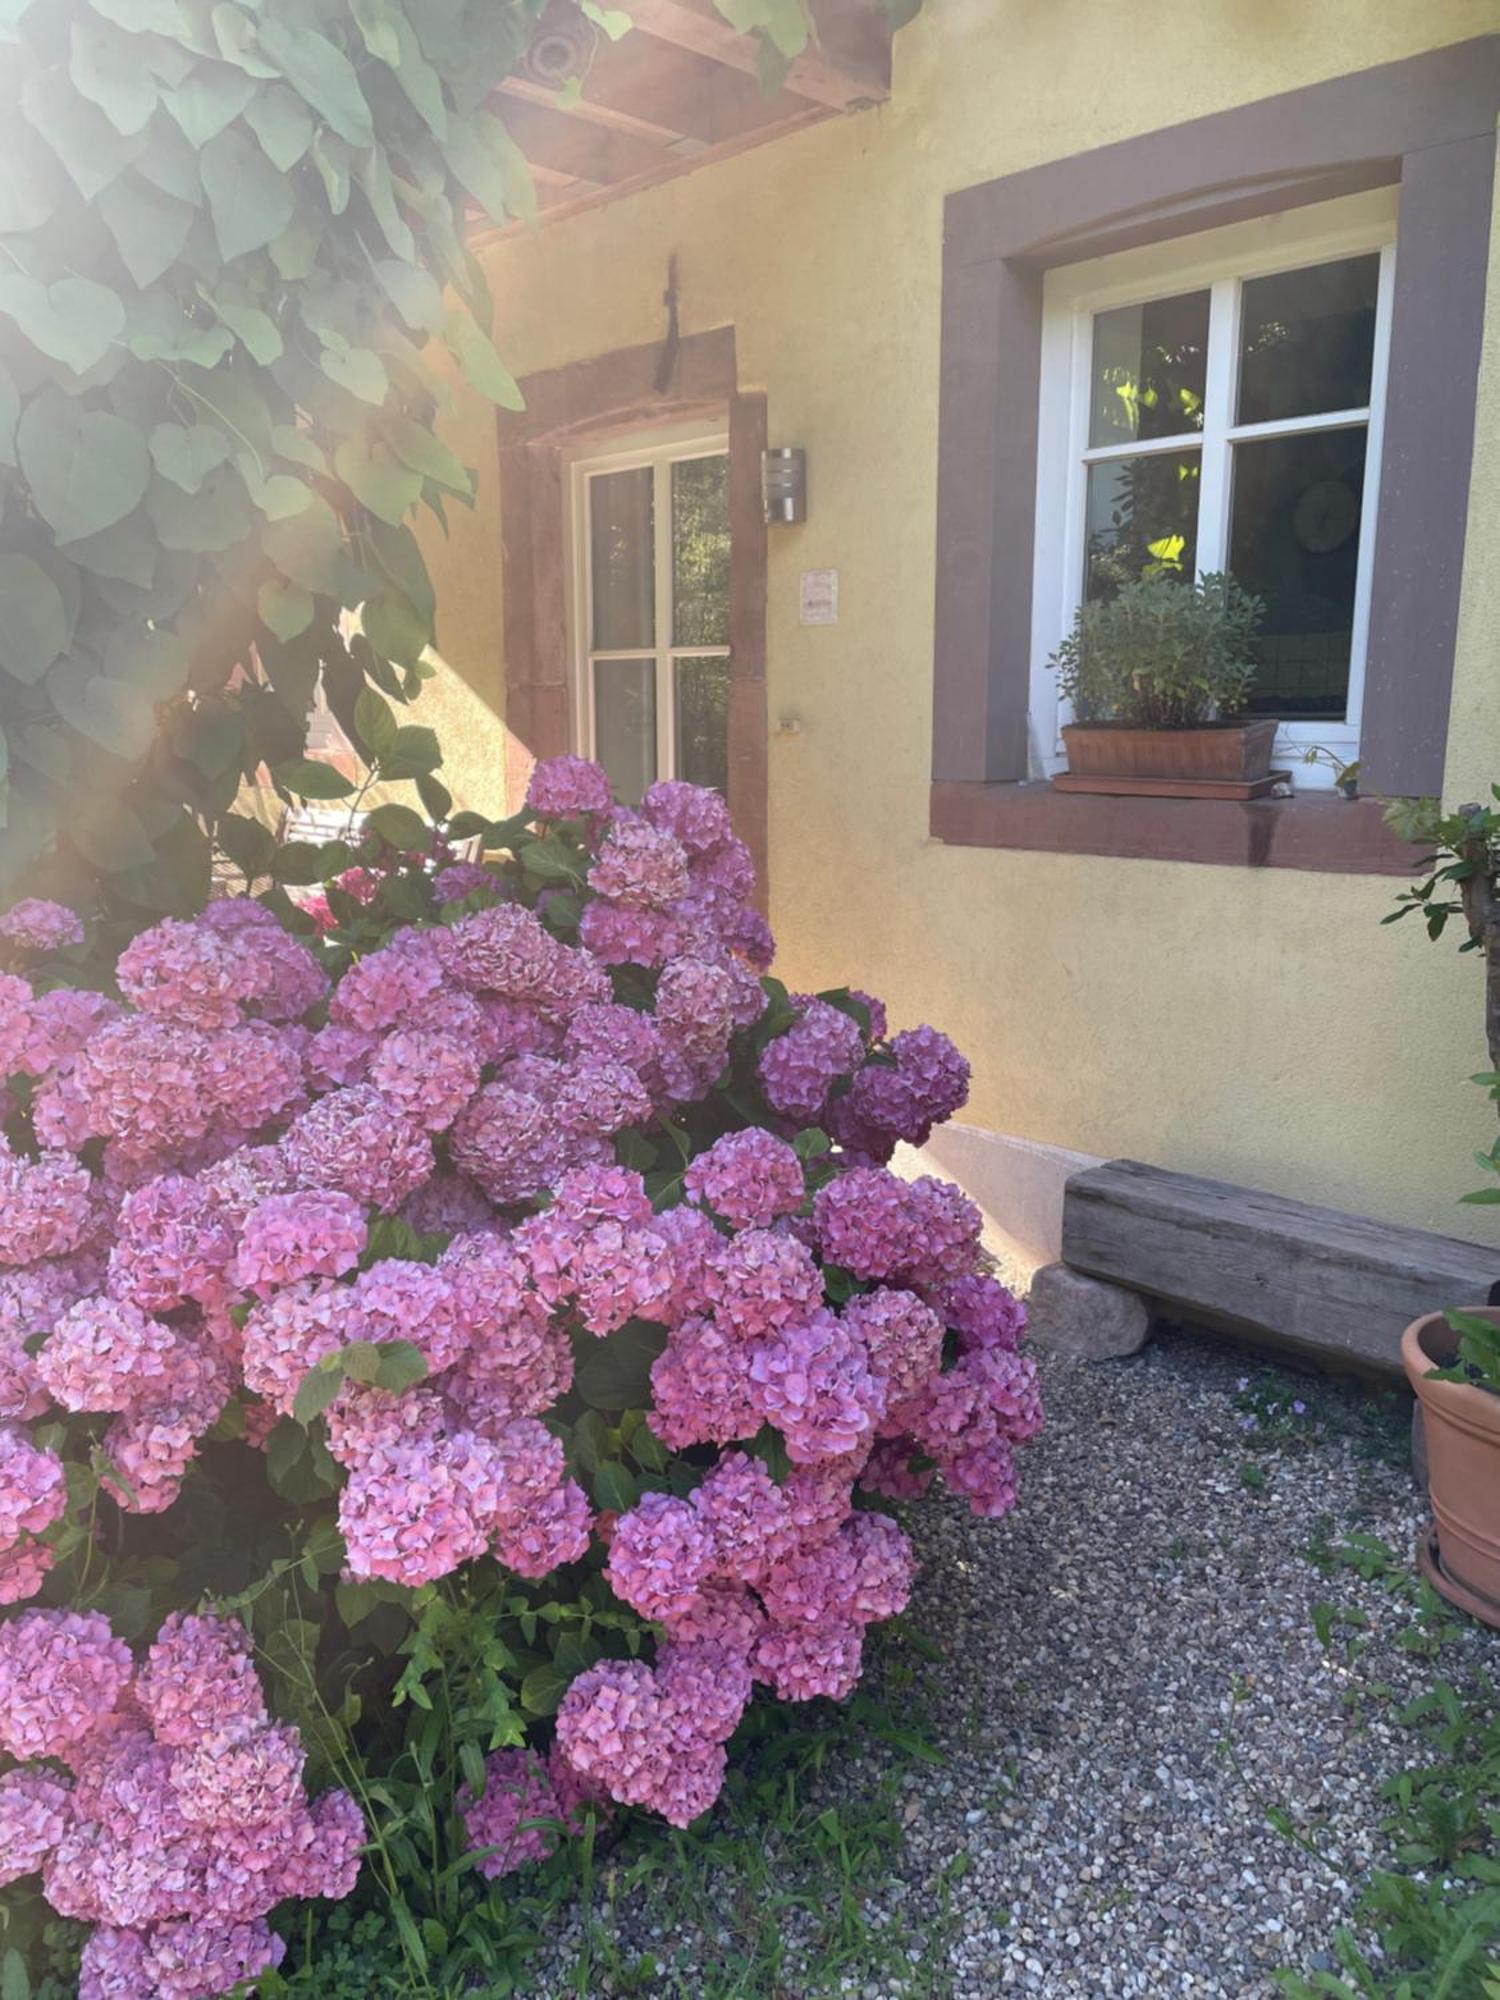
[498,74,691,150]
[624,0,890,112]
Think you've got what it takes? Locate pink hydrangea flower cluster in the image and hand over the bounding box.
[0,1609,360,1997]
[0,758,1040,1933]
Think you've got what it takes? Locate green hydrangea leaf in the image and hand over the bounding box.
[273,757,357,800]
[378,724,441,781]
[364,801,428,849]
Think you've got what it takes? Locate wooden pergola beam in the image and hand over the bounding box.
[498,74,689,150]
[625,0,889,112]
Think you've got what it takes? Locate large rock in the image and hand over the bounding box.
[1026,1261,1150,1360]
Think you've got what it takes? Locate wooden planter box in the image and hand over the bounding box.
[1056,718,1280,799]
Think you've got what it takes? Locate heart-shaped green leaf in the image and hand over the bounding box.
[244,83,313,170]
[97,173,195,289]
[212,295,283,364]
[0,553,66,684]
[0,356,18,467]
[148,422,232,494]
[0,275,124,376]
[48,660,157,758]
[258,579,313,640]
[200,125,296,262]
[257,16,373,147]
[320,344,388,405]
[382,414,471,497]
[145,464,253,552]
[335,436,422,526]
[19,388,149,543]
[69,18,159,135]
[445,306,524,411]
[22,65,143,199]
[104,625,190,699]
[162,62,256,148]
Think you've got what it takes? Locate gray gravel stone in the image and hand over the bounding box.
[1025,1261,1151,1358]
[518,1328,1497,1998]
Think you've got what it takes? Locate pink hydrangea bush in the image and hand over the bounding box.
[0,767,1040,1987]
[0,1609,360,1998]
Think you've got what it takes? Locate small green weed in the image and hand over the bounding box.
[1269,1536,1500,1998]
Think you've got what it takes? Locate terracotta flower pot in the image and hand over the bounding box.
[1061,717,1278,784]
[1403,1308,1500,1627]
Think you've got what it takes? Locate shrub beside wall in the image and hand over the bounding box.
[0,764,1041,1996]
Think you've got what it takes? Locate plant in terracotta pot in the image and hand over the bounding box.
[1387,789,1500,1625]
[1048,572,1270,797]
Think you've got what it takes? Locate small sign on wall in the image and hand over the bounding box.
[799,569,838,626]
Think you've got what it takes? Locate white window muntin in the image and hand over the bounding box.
[1030,189,1398,789]
[565,421,730,791]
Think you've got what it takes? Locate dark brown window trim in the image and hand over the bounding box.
[931,784,1417,875]
[497,326,769,903]
[931,38,1500,869]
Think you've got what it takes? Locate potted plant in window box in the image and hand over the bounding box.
[1048,573,1273,798]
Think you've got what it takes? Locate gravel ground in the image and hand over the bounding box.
[526,1328,1499,1998]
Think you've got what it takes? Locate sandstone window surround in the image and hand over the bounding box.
[930,38,1500,872]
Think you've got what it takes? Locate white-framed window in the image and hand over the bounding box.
[565,422,731,807]
[1030,188,1397,789]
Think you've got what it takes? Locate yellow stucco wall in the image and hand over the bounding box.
[419,0,1500,1240]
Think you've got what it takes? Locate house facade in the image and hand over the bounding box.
[420,1,1500,1273]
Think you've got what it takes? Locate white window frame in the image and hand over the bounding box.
[1030,188,1398,790]
[564,421,731,788]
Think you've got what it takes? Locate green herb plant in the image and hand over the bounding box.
[1047,571,1264,729]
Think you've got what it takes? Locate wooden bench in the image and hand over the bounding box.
[1060,1159,1500,1379]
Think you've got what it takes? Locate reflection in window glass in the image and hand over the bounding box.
[589,468,654,652]
[672,456,730,648]
[675,655,730,795]
[1089,291,1209,447]
[1229,427,1367,719]
[1084,451,1201,601]
[1237,255,1379,427]
[593,657,656,805]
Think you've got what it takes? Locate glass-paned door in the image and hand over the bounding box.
[572,433,731,806]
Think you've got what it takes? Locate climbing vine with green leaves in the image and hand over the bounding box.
[0,0,898,938]
[0,0,569,929]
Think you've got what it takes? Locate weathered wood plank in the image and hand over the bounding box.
[1061,1159,1500,1378]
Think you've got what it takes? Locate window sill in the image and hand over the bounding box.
[929,780,1418,874]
